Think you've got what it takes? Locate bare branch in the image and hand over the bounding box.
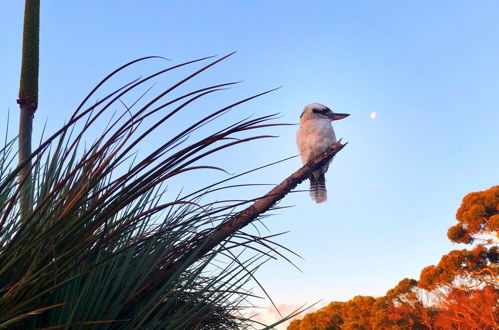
[126,140,347,310]
[194,139,347,260]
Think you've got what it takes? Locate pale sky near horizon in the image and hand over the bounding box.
[2,1,499,328]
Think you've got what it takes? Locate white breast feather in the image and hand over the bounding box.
[296,119,336,164]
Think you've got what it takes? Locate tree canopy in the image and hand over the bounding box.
[448,185,499,243]
[288,186,499,329]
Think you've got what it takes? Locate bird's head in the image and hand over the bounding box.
[299,103,349,124]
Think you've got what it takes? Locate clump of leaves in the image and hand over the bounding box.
[0,54,295,329]
[449,185,499,243]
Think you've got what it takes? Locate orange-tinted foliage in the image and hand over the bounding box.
[433,285,498,329]
[288,283,498,329]
[418,245,495,291]
[450,185,499,243]
[288,186,499,330]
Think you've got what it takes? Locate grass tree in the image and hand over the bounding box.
[1,50,346,328]
[17,0,40,218]
[4,2,348,328]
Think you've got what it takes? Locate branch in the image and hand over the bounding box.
[191,139,347,261]
[124,140,347,311]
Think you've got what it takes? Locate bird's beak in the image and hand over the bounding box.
[329,113,350,121]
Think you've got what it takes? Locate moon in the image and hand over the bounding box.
[370,112,377,119]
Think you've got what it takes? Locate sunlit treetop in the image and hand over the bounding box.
[448,185,499,243]
[419,186,499,292]
[385,278,417,302]
[418,245,498,290]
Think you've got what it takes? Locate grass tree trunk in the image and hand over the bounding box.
[17,0,40,217]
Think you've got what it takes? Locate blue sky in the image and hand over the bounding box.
[2,1,499,325]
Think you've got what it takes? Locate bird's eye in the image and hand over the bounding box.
[312,108,328,115]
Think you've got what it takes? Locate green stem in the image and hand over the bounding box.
[18,105,34,216]
[18,0,40,217]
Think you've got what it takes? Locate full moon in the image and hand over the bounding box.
[370,112,377,119]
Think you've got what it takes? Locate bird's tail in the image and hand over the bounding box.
[309,172,327,203]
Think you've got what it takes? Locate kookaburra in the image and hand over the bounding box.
[296,103,349,203]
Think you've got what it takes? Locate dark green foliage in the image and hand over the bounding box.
[1,55,292,329]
